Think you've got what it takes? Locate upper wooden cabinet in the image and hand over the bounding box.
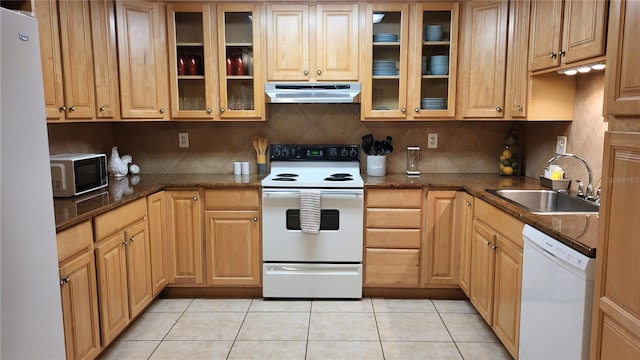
[409,3,459,119]
[266,4,359,81]
[529,0,608,72]
[504,0,531,119]
[458,1,508,118]
[167,3,218,119]
[116,1,169,119]
[217,4,265,120]
[35,0,119,121]
[603,0,640,117]
[361,3,410,120]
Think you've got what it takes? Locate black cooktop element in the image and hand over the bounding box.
[272,177,297,181]
[325,173,354,182]
[275,173,299,177]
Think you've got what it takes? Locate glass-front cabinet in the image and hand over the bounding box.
[167,3,217,119]
[217,4,263,120]
[362,3,458,120]
[410,3,458,119]
[363,3,409,120]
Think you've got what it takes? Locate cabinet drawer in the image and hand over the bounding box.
[366,228,421,248]
[57,221,93,263]
[204,188,259,210]
[475,198,524,248]
[366,208,421,228]
[365,248,420,287]
[366,189,422,208]
[94,198,146,241]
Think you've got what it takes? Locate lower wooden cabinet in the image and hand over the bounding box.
[94,198,152,346]
[147,191,168,295]
[203,188,261,286]
[165,190,203,285]
[590,132,640,359]
[469,198,523,358]
[424,191,460,285]
[457,192,474,296]
[57,222,100,360]
[364,189,422,287]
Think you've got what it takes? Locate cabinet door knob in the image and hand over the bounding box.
[59,106,66,112]
[492,244,498,251]
[316,69,322,75]
[303,70,309,76]
[550,52,557,59]
[99,106,105,112]
[159,108,165,114]
[496,106,502,113]
[516,105,523,112]
[129,236,134,243]
[220,107,225,113]
[193,196,198,201]
[559,50,566,57]
[486,240,491,246]
[401,107,406,113]
[253,217,258,222]
[68,106,75,112]
[414,107,420,113]
[122,240,128,246]
[207,108,212,114]
[59,276,70,285]
[466,201,472,208]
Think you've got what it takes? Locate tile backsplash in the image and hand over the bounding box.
[47,72,606,180]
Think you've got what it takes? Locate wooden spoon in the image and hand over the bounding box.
[252,136,259,155]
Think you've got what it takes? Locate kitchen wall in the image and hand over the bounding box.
[47,72,606,180]
[524,71,607,191]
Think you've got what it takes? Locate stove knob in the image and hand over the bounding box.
[349,148,358,157]
[329,148,338,157]
[340,148,348,157]
[282,148,290,157]
[273,147,281,157]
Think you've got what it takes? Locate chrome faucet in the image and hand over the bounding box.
[547,153,595,200]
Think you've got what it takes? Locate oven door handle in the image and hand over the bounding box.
[263,189,363,197]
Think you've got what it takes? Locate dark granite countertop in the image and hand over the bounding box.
[54,172,597,257]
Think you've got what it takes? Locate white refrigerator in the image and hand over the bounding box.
[0,7,66,359]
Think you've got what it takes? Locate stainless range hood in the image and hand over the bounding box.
[265,82,361,104]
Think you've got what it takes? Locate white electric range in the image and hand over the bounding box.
[261,144,364,299]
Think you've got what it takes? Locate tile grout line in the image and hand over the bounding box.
[434,305,466,360]
[225,296,254,359]
[146,297,196,360]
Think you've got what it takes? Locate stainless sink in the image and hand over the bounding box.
[486,189,599,215]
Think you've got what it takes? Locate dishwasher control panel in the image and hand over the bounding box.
[522,225,594,274]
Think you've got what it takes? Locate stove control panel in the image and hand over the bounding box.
[270,144,360,161]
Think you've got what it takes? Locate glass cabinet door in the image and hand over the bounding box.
[411,3,459,119]
[167,4,216,119]
[362,4,409,120]
[217,4,264,120]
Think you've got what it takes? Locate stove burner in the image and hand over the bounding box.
[275,173,299,177]
[272,177,297,181]
[324,172,354,182]
[330,173,353,178]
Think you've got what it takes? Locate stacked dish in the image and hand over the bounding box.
[373,60,398,75]
[424,25,443,41]
[421,97,447,110]
[373,33,399,42]
[430,55,449,75]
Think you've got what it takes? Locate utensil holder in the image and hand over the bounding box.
[367,155,386,177]
[257,154,267,174]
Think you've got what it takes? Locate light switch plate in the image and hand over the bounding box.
[556,136,567,155]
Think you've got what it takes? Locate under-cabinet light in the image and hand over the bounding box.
[558,62,605,76]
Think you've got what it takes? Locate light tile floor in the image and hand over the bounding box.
[98,297,513,360]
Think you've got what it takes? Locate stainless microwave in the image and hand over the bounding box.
[50,153,108,197]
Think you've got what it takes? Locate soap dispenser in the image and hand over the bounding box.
[499,129,522,176]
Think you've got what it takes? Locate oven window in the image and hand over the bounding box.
[286,209,339,230]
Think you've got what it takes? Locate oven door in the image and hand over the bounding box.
[262,188,363,262]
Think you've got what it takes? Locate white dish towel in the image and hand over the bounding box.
[299,189,321,234]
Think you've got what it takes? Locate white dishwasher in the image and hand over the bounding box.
[519,225,596,360]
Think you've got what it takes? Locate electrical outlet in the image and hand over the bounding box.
[428,133,438,149]
[179,133,189,148]
[556,136,567,155]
